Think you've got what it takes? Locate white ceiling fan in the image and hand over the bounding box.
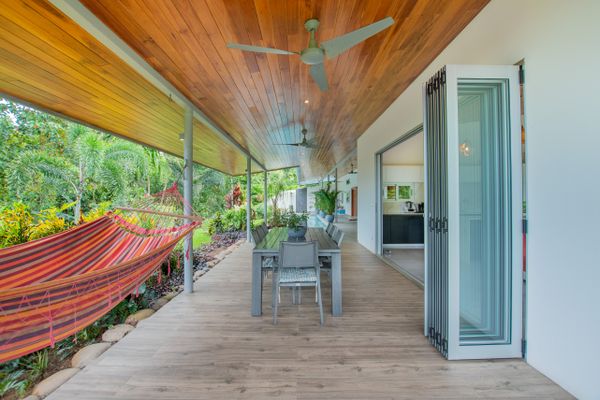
[275,128,318,149]
[227,16,395,91]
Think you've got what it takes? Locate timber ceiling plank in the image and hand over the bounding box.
[80,0,488,178]
[0,0,250,175]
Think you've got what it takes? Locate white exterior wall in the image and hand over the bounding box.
[356,1,600,398]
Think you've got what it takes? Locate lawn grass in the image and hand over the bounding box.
[193,226,212,247]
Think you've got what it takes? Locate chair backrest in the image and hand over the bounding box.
[278,241,319,270]
[329,225,338,238]
[325,223,334,235]
[259,224,268,238]
[333,229,344,247]
[251,228,263,245]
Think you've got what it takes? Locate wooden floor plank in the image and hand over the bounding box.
[47,221,571,399]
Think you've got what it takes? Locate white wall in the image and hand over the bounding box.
[356,1,600,398]
[382,165,423,182]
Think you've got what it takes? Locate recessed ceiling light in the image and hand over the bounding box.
[304,99,309,104]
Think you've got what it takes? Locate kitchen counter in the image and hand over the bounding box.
[383,214,424,244]
[384,212,424,216]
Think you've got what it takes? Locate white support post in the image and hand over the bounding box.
[183,106,193,294]
[263,171,268,225]
[246,157,252,242]
[334,168,338,222]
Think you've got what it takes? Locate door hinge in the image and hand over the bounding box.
[521,339,527,357]
[522,218,528,234]
[519,65,525,84]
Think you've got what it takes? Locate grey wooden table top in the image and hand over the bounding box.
[253,227,340,253]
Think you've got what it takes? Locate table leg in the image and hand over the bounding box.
[331,253,342,316]
[252,253,263,316]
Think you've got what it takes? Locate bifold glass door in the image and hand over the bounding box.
[424,65,522,359]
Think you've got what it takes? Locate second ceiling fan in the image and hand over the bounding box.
[227,16,395,91]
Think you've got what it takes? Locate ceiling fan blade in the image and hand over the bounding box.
[310,63,329,91]
[304,139,319,148]
[227,43,297,56]
[275,143,300,146]
[320,16,394,59]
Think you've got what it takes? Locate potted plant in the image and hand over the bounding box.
[284,211,309,239]
[315,184,340,223]
[314,190,327,218]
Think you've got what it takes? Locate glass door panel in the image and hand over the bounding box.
[458,80,512,345]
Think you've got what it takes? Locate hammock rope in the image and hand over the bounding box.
[0,183,201,363]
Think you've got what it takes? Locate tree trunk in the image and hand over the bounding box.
[74,195,81,224]
[75,159,84,224]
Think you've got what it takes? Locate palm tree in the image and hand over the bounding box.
[8,125,148,223]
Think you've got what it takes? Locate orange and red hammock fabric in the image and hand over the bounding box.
[0,213,197,363]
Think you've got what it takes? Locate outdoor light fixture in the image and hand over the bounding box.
[459,141,472,157]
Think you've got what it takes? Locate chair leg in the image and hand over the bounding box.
[317,281,324,326]
[273,285,279,325]
[271,271,276,308]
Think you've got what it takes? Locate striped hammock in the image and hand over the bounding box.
[0,187,200,363]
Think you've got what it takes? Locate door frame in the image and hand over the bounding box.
[444,64,523,359]
[374,124,424,257]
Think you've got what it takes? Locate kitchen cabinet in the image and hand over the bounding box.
[383,214,424,244]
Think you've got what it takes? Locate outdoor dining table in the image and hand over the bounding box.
[251,227,342,317]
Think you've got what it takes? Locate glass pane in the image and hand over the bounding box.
[457,79,512,345]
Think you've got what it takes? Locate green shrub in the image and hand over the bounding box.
[207,211,224,235]
[222,207,246,231]
[0,203,32,247]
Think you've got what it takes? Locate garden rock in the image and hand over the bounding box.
[23,395,40,400]
[101,324,134,342]
[32,368,79,397]
[125,309,155,325]
[151,297,169,310]
[163,292,178,301]
[71,342,111,368]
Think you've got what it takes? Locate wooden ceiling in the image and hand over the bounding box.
[0,0,255,175]
[81,0,488,178]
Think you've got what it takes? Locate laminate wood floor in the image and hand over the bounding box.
[47,223,571,399]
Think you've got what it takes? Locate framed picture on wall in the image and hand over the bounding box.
[397,184,413,200]
[384,184,396,200]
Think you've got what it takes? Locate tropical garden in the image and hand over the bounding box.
[0,98,299,398]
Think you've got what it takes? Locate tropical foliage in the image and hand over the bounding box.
[314,183,340,215]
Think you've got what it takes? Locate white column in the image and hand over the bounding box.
[246,157,252,242]
[183,106,193,294]
[334,168,338,222]
[263,171,268,225]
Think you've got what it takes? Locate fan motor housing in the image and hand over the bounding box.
[300,47,324,65]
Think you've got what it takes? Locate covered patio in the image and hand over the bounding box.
[2,0,599,398]
[46,222,569,399]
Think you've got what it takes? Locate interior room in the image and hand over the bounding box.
[380,132,425,284]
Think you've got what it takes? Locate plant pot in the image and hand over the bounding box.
[288,226,307,240]
[325,215,334,223]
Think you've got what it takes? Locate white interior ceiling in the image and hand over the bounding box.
[382,132,424,165]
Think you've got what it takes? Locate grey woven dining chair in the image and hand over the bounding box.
[251,228,275,288]
[272,241,324,325]
[320,228,344,280]
[325,223,334,235]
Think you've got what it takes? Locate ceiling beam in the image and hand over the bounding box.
[49,0,266,172]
